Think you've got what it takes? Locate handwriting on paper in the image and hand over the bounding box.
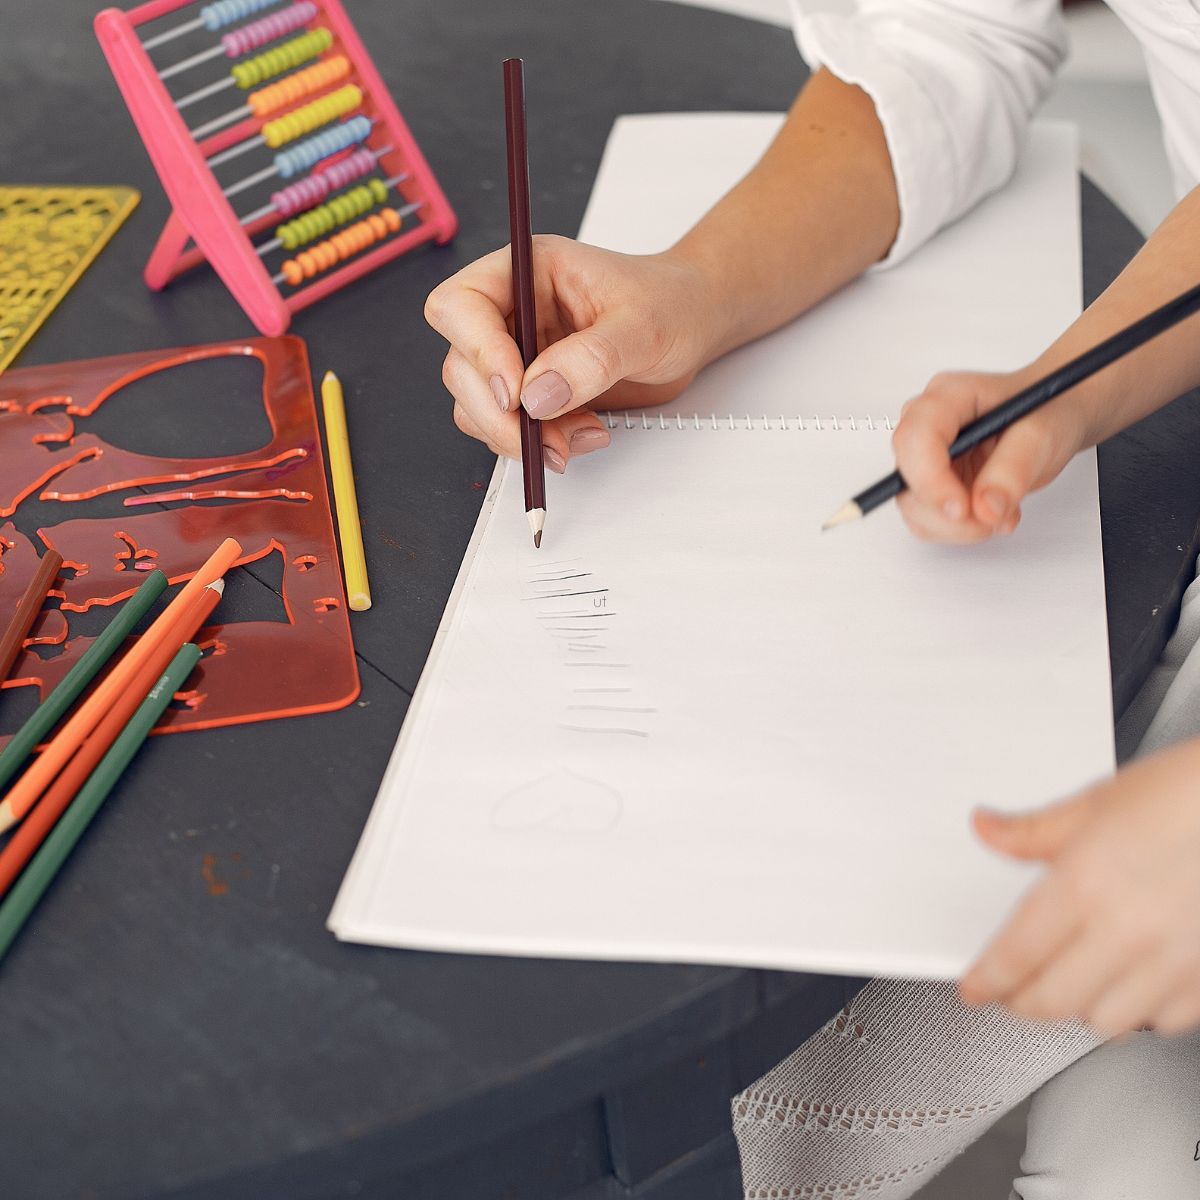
[522,557,655,739]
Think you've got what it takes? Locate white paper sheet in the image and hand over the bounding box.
[330,116,1113,978]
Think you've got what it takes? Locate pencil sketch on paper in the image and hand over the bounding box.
[522,557,656,740]
[490,769,623,833]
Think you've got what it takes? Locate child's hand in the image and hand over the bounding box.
[424,236,719,473]
[889,369,1088,543]
[960,737,1200,1037]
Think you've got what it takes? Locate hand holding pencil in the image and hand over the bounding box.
[885,367,1083,544]
[829,276,1200,537]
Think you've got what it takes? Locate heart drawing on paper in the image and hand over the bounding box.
[490,770,623,834]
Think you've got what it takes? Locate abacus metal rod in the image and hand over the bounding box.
[174,67,238,108]
[190,99,257,140]
[223,162,280,198]
[254,173,409,255]
[271,200,423,285]
[237,145,394,225]
[140,14,206,50]
[208,130,272,168]
[159,41,229,81]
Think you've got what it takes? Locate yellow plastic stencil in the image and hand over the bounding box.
[0,185,140,375]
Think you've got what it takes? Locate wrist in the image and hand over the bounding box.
[1017,349,1118,454]
[656,235,742,367]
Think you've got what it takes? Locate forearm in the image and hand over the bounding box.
[1022,185,1200,447]
[667,68,900,362]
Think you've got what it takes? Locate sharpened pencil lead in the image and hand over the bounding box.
[527,507,546,548]
[822,501,862,532]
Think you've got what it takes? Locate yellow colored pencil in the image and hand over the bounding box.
[321,370,371,611]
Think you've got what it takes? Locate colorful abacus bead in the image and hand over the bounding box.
[268,146,377,217]
[281,207,401,285]
[220,1,315,57]
[201,0,281,32]
[275,178,388,249]
[260,84,362,148]
[275,114,371,178]
[247,55,350,118]
[230,26,332,89]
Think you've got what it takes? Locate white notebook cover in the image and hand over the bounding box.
[330,116,1114,979]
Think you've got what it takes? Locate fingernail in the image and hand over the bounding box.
[943,498,965,521]
[521,371,571,418]
[982,489,1008,523]
[569,427,610,455]
[489,374,510,413]
[544,446,567,474]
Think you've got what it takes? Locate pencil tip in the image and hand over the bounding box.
[323,370,338,384]
[207,578,226,594]
[0,802,14,836]
[821,501,862,531]
[527,507,546,548]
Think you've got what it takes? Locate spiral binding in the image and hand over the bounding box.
[269,145,376,216]
[260,84,361,148]
[274,115,371,179]
[279,206,402,285]
[220,1,316,58]
[274,178,387,249]
[200,0,280,33]
[230,27,332,90]
[247,54,350,119]
[602,412,896,432]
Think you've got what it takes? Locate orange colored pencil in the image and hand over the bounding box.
[0,537,241,834]
[0,580,225,898]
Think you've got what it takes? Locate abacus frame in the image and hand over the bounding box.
[95,0,457,335]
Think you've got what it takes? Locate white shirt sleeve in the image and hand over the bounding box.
[789,0,1068,266]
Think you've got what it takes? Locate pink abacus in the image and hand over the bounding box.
[95,0,457,335]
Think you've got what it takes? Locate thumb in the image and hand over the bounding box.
[973,791,1099,862]
[519,314,649,419]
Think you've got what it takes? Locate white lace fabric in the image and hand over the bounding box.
[732,979,1100,1199]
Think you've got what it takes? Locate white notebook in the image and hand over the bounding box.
[330,116,1115,978]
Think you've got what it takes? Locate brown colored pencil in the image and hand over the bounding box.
[0,580,224,900]
[503,57,547,549]
[0,550,63,685]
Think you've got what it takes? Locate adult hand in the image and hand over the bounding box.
[889,369,1087,543]
[960,737,1200,1037]
[424,235,720,473]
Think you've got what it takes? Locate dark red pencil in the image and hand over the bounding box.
[0,550,63,686]
[503,57,547,548]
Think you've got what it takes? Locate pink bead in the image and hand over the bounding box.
[220,1,318,59]
[269,149,376,216]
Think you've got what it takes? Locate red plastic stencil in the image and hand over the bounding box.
[0,336,359,738]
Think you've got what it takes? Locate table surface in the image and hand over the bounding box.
[2,2,1199,1198]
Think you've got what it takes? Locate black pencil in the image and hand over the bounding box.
[823,278,1200,529]
[503,57,546,549]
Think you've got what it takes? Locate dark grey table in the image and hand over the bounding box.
[1,3,1198,1198]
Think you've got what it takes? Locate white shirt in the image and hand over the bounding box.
[789,0,1200,264]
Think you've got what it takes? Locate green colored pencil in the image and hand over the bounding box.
[0,569,168,794]
[0,642,201,964]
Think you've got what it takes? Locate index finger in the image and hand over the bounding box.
[424,248,526,398]
[890,389,978,521]
[960,869,1083,1006]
